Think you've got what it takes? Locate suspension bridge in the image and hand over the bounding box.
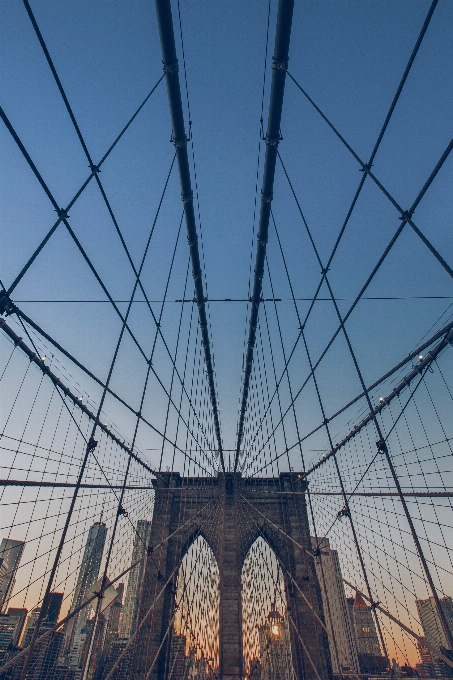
[1,0,452,679]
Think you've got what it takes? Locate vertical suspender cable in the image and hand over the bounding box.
[235,0,294,470]
[154,0,224,471]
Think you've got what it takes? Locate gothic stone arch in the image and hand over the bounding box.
[131,472,332,680]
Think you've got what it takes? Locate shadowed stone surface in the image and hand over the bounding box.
[130,471,332,680]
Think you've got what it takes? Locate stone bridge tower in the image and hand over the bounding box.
[131,472,332,680]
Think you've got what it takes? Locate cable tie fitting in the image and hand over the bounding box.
[56,207,69,220]
[265,136,281,147]
[173,136,188,148]
[359,163,373,173]
[87,437,98,452]
[370,600,380,610]
[0,292,15,317]
[399,210,412,222]
[117,505,128,517]
[187,235,198,246]
[337,506,350,519]
[320,267,329,275]
[261,191,273,203]
[257,237,268,247]
[182,192,193,203]
[272,57,288,71]
[89,164,101,174]
[163,61,179,75]
[376,439,388,455]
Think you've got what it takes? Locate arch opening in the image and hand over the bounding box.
[241,537,295,679]
[172,535,220,677]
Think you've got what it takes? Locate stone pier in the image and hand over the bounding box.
[130,471,332,680]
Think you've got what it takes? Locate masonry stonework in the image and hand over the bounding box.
[131,472,332,680]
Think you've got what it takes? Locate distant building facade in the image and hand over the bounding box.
[311,537,359,674]
[346,593,386,675]
[62,521,107,673]
[119,520,151,639]
[0,539,25,612]
[0,608,28,661]
[416,596,453,654]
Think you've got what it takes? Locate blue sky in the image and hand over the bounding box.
[1,0,452,463]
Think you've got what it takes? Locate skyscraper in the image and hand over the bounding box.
[0,539,25,612]
[10,595,64,680]
[119,520,152,639]
[311,537,360,674]
[63,521,107,670]
[348,592,386,675]
[416,596,453,654]
[0,608,28,661]
[41,592,64,625]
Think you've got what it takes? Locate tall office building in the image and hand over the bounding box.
[258,606,295,680]
[351,592,381,656]
[41,592,64,625]
[119,520,152,638]
[63,521,107,669]
[416,596,453,654]
[0,539,25,612]
[347,592,386,675]
[0,560,7,597]
[10,595,64,680]
[0,608,28,661]
[311,537,359,674]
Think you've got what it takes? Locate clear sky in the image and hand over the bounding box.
[2,0,452,458]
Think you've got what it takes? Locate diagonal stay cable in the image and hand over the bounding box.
[283,85,453,280]
[1,309,213,474]
[238,493,453,671]
[240,0,442,461]
[18,1,216,451]
[241,134,453,466]
[4,75,163,297]
[0,113,212,453]
[0,498,215,677]
[248,316,453,474]
[16,171,212,678]
[0,315,213,478]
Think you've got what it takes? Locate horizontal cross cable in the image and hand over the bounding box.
[239,0,446,465]
[2,476,451,496]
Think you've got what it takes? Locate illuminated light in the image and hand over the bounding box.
[271,624,280,636]
[418,354,423,360]
[379,397,385,403]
